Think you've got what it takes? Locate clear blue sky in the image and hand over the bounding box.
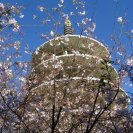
[2,0,133,94]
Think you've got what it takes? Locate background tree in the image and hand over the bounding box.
[0,2,32,132]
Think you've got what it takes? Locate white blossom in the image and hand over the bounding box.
[117,51,122,56]
[117,17,123,24]
[0,3,4,11]
[49,41,53,46]
[5,69,12,79]
[15,62,23,67]
[19,14,24,18]
[19,76,26,83]
[70,12,74,16]
[38,6,45,12]
[41,34,49,40]
[129,83,133,87]
[131,29,133,33]
[58,4,63,8]
[42,19,51,24]
[52,8,58,12]
[82,18,89,25]
[60,0,64,3]
[10,5,15,10]
[8,18,17,25]
[0,62,2,68]
[7,56,11,61]
[88,22,96,32]
[77,22,80,27]
[33,15,38,19]
[62,14,69,19]
[78,11,86,15]
[88,43,94,49]
[13,41,20,49]
[0,37,5,42]
[35,50,39,55]
[13,24,20,32]
[119,70,128,77]
[50,30,54,37]
[53,61,63,69]
[72,50,80,54]
[127,57,133,66]
[0,19,6,25]
[25,50,31,54]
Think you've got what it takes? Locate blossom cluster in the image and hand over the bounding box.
[0,3,22,32]
[127,57,133,67]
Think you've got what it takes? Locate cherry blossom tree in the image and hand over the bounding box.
[0,2,32,132]
[0,0,133,133]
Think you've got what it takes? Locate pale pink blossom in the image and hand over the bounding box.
[62,14,69,19]
[119,70,128,77]
[82,18,90,25]
[13,41,20,49]
[7,56,11,61]
[127,57,133,66]
[58,4,63,7]
[5,69,12,79]
[70,12,74,16]
[15,62,23,67]
[0,62,2,68]
[19,76,26,83]
[0,3,4,11]
[60,0,64,3]
[50,30,54,37]
[117,17,124,24]
[41,34,49,40]
[10,5,15,10]
[117,52,122,56]
[38,6,45,12]
[13,24,20,32]
[78,11,86,15]
[8,18,17,25]
[19,14,24,18]
[88,22,96,32]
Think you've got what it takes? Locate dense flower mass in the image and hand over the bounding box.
[0,0,133,132]
[0,3,21,32]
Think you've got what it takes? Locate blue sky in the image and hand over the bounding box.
[2,0,133,94]
[3,0,133,48]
